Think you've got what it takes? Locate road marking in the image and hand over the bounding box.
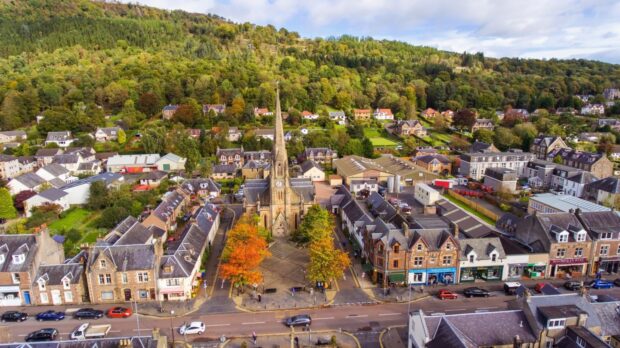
[477,306,499,310]
[445,308,467,312]
[206,323,231,327]
[241,321,266,325]
[378,313,401,316]
[313,317,335,320]
[110,330,121,333]
[346,314,368,318]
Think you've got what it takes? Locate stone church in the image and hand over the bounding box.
[243,89,315,236]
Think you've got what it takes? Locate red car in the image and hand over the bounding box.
[107,307,132,318]
[437,289,458,300]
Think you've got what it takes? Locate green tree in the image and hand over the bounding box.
[0,188,16,219]
[493,127,521,151]
[87,181,110,210]
[293,205,333,245]
[307,236,350,286]
[117,128,127,145]
[473,129,494,144]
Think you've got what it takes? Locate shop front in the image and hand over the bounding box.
[523,263,546,279]
[425,267,457,285]
[507,263,527,279]
[549,258,588,278]
[0,286,22,306]
[459,266,503,282]
[598,256,620,274]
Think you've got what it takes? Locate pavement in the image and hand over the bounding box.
[224,330,359,348]
[379,326,407,348]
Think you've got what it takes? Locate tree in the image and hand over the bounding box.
[87,181,110,210]
[0,188,17,219]
[449,135,471,151]
[493,127,521,151]
[220,219,271,291]
[293,205,333,245]
[307,236,350,285]
[13,190,36,212]
[173,101,202,127]
[137,92,162,117]
[117,128,127,145]
[453,109,476,131]
[473,129,494,144]
[513,123,538,150]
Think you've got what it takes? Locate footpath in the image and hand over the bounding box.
[223,330,359,348]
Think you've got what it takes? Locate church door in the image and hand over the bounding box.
[273,213,287,237]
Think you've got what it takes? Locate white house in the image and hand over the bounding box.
[60,173,124,205]
[0,155,21,180]
[328,111,347,125]
[372,108,394,121]
[0,131,27,144]
[580,104,605,115]
[301,111,319,120]
[36,164,73,183]
[45,131,75,148]
[350,179,378,195]
[414,183,440,206]
[24,188,70,217]
[458,237,508,283]
[155,153,186,172]
[7,173,46,195]
[157,205,220,301]
[299,160,325,182]
[94,127,122,142]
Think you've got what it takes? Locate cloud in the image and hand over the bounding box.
[124,0,620,63]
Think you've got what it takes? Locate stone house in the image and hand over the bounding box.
[576,210,620,276]
[458,237,508,282]
[395,120,427,137]
[471,118,494,132]
[32,261,87,305]
[415,155,451,175]
[352,109,371,121]
[530,135,569,160]
[0,155,21,180]
[142,189,190,232]
[162,105,178,120]
[300,147,338,165]
[546,148,613,179]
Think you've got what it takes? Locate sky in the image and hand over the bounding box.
[127,0,620,64]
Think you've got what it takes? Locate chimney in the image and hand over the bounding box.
[453,223,459,239]
[579,284,588,298]
[524,288,532,302]
[513,335,523,348]
[577,312,588,327]
[575,208,582,216]
[403,223,411,240]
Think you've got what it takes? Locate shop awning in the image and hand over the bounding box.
[388,273,405,282]
[362,263,374,272]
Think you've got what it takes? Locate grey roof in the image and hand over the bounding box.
[577,211,620,237]
[163,104,178,111]
[89,244,156,271]
[96,127,121,137]
[303,147,336,158]
[556,326,610,348]
[416,154,450,164]
[151,190,186,223]
[300,160,322,173]
[512,294,602,333]
[35,148,63,157]
[104,216,139,244]
[0,130,26,137]
[350,178,377,185]
[328,111,345,117]
[38,188,68,201]
[35,263,83,285]
[591,301,620,337]
[0,234,38,273]
[49,178,66,188]
[114,220,153,246]
[52,153,79,164]
[216,147,243,157]
[243,179,271,205]
[512,213,586,252]
[61,173,122,190]
[213,164,237,174]
[530,193,611,213]
[459,237,505,260]
[143,171,167,181]
[46,131,72,142]
[436,199,495,238]
[410,228,455,251]
[159,153,184,163]
[39,163,70,177]
[0,154,17,162]
[182,178,220,193]
[290,178,316,202]
[12,173,45,189]
[586,176,620,194]
[547,147,604,165]
[77,161,99,172]
[566,171,597,184]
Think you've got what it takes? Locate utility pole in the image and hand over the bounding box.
[170,310,175,347]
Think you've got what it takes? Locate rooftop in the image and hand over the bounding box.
[531,193,611,213]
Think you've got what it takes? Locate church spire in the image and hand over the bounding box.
[274,84,286,160]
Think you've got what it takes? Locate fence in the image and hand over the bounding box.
[447,189,500,222]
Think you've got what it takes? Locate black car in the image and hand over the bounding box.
[1,311,27,322]
[564,281,582,291]
[463,287,490,298]
[285,314,312,327]
[25,328,58,342]
[73,308,104,320]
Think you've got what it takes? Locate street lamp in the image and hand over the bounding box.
[170,310,175,347]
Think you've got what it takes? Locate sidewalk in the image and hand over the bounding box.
[223,330,359,348]
[380,326,407,348]
[237,288,333,311]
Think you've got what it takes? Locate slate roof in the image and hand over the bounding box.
[565,171,597,184]
[11,173,45,189]
[290,178,316,202]
[436,199,495,238]
[151,190,186,223]
[35,263,83,285]
[39,163,70,177]
[38,188,68,201]
[35,148,63,157]
[591,302,620,337]
[182,178,220,194]
[77,162,99,172]
[410,228,454,251]
[52,154,80,165]
[96,127,121,137]
[143,171,168,181]
[89,244,156,271]
[46,131,72,142]
[115,221,153,246]
[512,213,587,252]
[216,147,243,157]
[300,160,322,174]
[0,154,17,162]
[586,176,620,194]
[0,234,38,273]
[61,173,123,190]
[546,148,604,165]
[416,154,450,164]
[213,164,237,174]
[459,237,505,260]
[577,211,620,237]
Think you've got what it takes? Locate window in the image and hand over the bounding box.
[442,256,452,265]
[98,274,104,284]
[38,281,45,291]
[11,273,20,284]
[576,232,586,242]
[575,248,583,257]
[139,290,148,299]
[101,291,114,300]
[40,293,48,304]
[138,272,149,283]
[166,279,181,286]
[576,337,585,348]
[64,291,73,303]
[393,245,400,253]
[556,248,566,257]
[62,279,70,290]
[558,233,568,243]
[99,260,106,269]
[121,273,128,284]
[445,243,451,250]
[547,319,566,329]
[105,274,112,284]
[468,255,475,263]
[413,257,423,266]
[417,244,423,251]
[412,273,424,282]
[393,260,399,268]
[12,254,25,264]
[600,232,612,240]
[600,245,609,256]
[491,254,497,262]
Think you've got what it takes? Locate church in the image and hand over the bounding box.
[243,88,316,236]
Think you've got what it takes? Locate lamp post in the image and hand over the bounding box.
[170,310,175,347]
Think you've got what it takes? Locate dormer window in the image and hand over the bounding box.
[12,254,25,264]
[491,254,497,262]
[547,318,566,329]
[557,232,568,243]
[38,279,46,291]
[62,279,71,290]
[575,231,586,242]
[416,244,423,251]
[393,245,400,253]
[468,254,475,263]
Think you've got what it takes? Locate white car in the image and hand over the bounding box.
[179,322,205,335]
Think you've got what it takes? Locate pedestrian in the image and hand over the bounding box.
[294,336,299,348]
[252,331,257,345]
[258,294,262,302]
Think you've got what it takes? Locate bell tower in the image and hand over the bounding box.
[270,85,290,236]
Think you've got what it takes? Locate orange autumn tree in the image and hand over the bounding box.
[220,217,271,291]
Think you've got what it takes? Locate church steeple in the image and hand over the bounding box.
[270,85,290,236]
[273,85,287,166]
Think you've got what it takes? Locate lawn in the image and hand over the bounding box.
[48,208,106,247]
[48,208,91,232]
[369,137,399,147]
[363,128,382,137]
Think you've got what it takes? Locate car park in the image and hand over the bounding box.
[1,311,28,322]
[463,287,489,298]
[36,310,65,321]
[25,328,58,342]
[588,279,614,289]
[107,307,132,318]
[73,308,104,320]
[563,281,582,291]
[179,322,205,335]
[285,314,312,327]
[437,289,458,300]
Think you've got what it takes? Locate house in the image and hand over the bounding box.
[334,155,439,187]
[0,130,26,144]
[401,227,460,285]
[604,88,620,100]
[60,172,124,206]
[155,153,186,172]
[328,111,346,125]
[528,193,611,215]
[531,135,569,160]
[181,178,221,199]
[216,147,244,168]
[581,104,605,115]
[254,128,275,141]
[7,173,46,195]
[421,108,438,119]
[0,229,64,306]
[36,163,73,183]
[24,188,70,216]
[253,107,273,117]
[139,171,168,188]
[559,171,597,198]
[32,262,86,305]
[471,118,495,132]
[0,155,21,180]
[244,150,272,163]
[228,127,242,142]
[45,131,75,148]
[504,108,530,120]
[373,108,394,121]
[202,104,226,116]
[158,205,219,301]
[35,148,63,167]
[408,309,537,348]
[332,186,374,251]
[17,156,36,175]
[458,237,507,282]
[574,210,620,276]
[142,189,189,232]
[94,127,122,142]
[584,176,620,208]
[106,154,161,173]
[241,160,270,180]
[300,147,338,165]
[162,105,178,120]
[415,155,451,175]
[545,148,613,179]
[212,164,237,179]
[395,120,426,137]
[470,140,499,153]
[413,147,438,158]
[347,179,377,196]
[459,149,536,180]
[301,110,319,120]
[510,212,591,278]
[353,108,371,121]
[299,160,325,182]
[414,183,440,206]
[483,167,518,193]
[441,110,454,122]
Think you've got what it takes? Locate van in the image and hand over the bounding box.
[503,282,522,295]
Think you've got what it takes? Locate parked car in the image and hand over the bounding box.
[463,287,489,298]
[437,289,458,300]
[179,322,205,335]
[614,278,620,287]
[25,328,58,342]
[107,307,132,318]
[535,282,560,295]
[503,282,522,295]
[74,308,104,320]
[1,311,27,322]
[563,281,582,291]
[36,311,65,321]
[588,279,614,289]
[285,314,312,327]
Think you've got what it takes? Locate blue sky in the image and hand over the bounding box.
[128,0,620,64]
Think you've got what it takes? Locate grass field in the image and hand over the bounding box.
[49,208,91,231]
[364,128,382,137]
[48,208,106,247]
[369,137,399,147]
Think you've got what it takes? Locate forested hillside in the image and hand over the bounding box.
[0,0,619,133]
